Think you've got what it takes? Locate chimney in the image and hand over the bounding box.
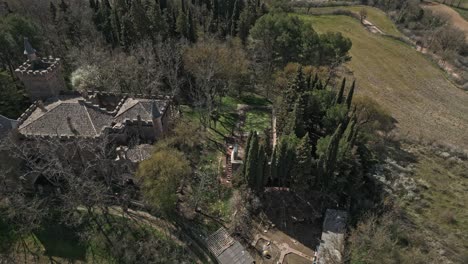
[23,37,37,61]
[37,100,47,112]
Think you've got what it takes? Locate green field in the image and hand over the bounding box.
[307,5,403,37]
[297,14,468,149]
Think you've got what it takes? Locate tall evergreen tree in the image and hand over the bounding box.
[291,133,314,193]
[255,143,266,192]
[245,132,259,189]
[176,7,188,38]
[50,2,57,22]
[187,8,197,42]
[346,80,355,109]
[243,131,254,176]
[319,123,344,188]
[59,0,69,13]
[89,0,96,10]
[131,0,152,40]
[237,5,252,44]
[335,77,346,105]
[270,147,277,184]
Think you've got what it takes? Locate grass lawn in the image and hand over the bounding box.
[304,5,403,37]
[181,93,271,141]
[296,14,468,149]
[244,109,272,133]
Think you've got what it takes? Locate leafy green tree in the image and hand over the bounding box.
[0,14,39,76]
[0,71,28,118]
[250,13,304,66]
[319,32,352,66]
[136,145,191,213]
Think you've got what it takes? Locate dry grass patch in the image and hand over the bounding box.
[297,14,468,149]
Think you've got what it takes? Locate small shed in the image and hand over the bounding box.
[317,209,348,264]
[206,228,255,264]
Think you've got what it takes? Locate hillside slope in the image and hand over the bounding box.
[298,14,468,150]
[422,2,468,40]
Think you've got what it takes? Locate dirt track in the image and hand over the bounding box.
[422,2,468,40]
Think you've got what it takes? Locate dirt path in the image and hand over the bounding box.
[362,18,384,34]
[422,2,468,40]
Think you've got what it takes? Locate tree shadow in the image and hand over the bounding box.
[261,190,323,249]
[34,222,86,261]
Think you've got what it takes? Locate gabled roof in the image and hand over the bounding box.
[206,228,254,264]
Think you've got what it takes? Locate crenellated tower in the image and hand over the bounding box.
[15,38,66,101]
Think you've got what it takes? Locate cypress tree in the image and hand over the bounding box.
[263,128,272,157]
[276,136,297,187]
[50,2,57,22]
[292,96,307,138]
[285,66,305,109]
[187,8,197,42]
[245,132,259,189]
[315,80,323,90]
[346,80,355,109]
[89,0,96,10]
[237,5,252,44]
[59,0,69,13]
[243,131,254,176]
[120,13,134,50]
[148,0,167,38]
[270,147,278,184]
[322,123,344,187]
[291,133,313,193]
[305,72,312,91]
[338,118,356,162]
[111,7,122,47]
[335,77,346,105]
[312,72,319,88]
[255,143,266,192]
[176,7,188,38]
[160,0,167,10]
[131,0,152,40]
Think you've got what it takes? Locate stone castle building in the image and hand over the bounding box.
[15,38,66,101]
[7,38,176,189]
[14,38,175,145]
